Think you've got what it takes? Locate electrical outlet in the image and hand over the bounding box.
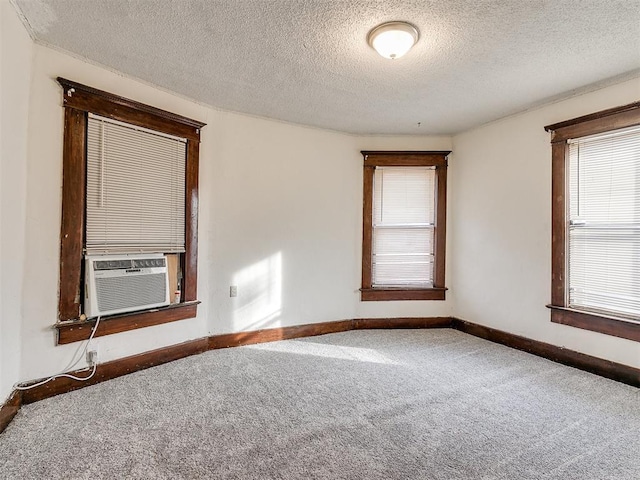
[86,350,98,366]
[230,285,238,297]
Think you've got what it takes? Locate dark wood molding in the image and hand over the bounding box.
[56,79,204,338]
[452,318,640,388]
[353,317,452,329]
[0,392,22,435]
[548,306,640,342]
[548,108,640,143]
[434,162,447,289]
[361,165,374,291]
[58,108,87,321]
[362,151,450,167]
[208,320,355,349]
[544,101,640,141]
[360,151,449,301]
[547,103,640,341]
[20,338,209,404]
[361,151,452,155]
[56,302,199,345]
[360,288,446,301]
[550,141,567,307]
[208,317,451,349]
[183,140,199,302]
[57,78,205,141]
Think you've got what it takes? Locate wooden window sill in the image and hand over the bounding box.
[56,301,200,345]
[361,288,446,301]
[547,305,640,342]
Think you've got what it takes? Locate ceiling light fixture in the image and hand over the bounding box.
[367,21,419,60]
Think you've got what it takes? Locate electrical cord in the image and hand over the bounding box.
[57,314,105,372]
[15,316,102,391]
[15,363,98,390]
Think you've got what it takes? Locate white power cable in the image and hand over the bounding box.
[15,316,102,391]
[58,320,99,373]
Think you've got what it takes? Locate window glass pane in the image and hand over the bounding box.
[372,166,436,287]
[373,227,434,286]
[568,125,640,319]
[86,115,187,254]
[374,167,435,225]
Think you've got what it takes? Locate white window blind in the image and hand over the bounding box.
[372,166,435,286]
[86,114,187,254]
[568,124,640,320]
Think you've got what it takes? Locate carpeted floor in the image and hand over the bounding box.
[0,329,638,479]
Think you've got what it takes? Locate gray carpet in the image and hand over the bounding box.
[0,329,638,479]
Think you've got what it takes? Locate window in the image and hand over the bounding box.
[56,78,205,344]
[360,151,449,301]
[85,114,187,254]
[545,102,640,342]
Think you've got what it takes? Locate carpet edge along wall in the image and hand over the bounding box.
[1,316,638,434]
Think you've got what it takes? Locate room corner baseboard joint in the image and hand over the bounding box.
[0,391,23,435]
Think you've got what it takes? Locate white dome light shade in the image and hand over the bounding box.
[368,21,419,59]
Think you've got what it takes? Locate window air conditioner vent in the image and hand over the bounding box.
[85,253,170,318]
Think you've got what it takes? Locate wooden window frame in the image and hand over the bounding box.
[55,78,205,344]
[545,102,640,342]
[360,151,449,301]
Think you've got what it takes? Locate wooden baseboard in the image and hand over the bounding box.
[20,338,208,404]
[208,320,355,350]
[3,315,637,435]
[353,317,452,329]
[208,317,451,350]
[0,391,22,434]
[451,318,640,388]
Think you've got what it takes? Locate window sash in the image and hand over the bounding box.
[567,125,640,320]
[86,114,187,254]
[372,166,436,287]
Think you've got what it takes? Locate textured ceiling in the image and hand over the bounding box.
[13,0,640,135]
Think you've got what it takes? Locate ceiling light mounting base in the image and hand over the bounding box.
[367,21,419,60]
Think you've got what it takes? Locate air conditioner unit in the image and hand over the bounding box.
[85,253,170,318]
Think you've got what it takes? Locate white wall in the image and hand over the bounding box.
[208,111,358,333]
[0,0,32,401]
[451,77,640,368]
[17,40,451,383]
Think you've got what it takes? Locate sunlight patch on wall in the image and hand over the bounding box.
[232,252,282,331]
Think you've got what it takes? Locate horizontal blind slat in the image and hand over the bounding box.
[568,124,640,320]
[372,166,436,287]
[86,116,186,255]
